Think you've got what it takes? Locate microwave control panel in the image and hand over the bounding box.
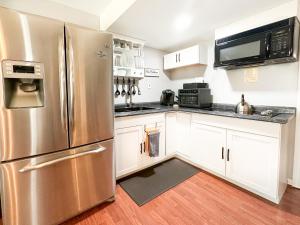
[270,27,291,57]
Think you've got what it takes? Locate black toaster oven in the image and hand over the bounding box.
[178,88,212,108]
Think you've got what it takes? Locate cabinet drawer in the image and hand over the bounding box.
[115,113,165,129]
[192,113,281,138]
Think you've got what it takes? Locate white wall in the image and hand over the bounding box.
[169,42,299,107]
[292,0,300,189]
[114,47,171,104]
[215,0,298,39]
[166,1,300,185]
[169,0,300,107]
[115,42,299,108]
[0,0,100,30]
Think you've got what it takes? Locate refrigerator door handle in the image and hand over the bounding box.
[58,31,68,132]
[66,28,75,135]
[19,146,106,173]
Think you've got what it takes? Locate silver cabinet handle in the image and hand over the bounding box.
[58,31,68,132]
[19,146,106,173]
[176,54,178,63]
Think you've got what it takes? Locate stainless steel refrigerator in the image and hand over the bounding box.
[0,7,114,225]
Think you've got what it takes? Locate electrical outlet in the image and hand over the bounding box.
[147,83,151,89]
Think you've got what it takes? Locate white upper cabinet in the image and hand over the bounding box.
[163,45,207,70]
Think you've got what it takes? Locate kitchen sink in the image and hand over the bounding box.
[115,106,157,113]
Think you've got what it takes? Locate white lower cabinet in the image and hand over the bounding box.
[115,114,166,178]
[166,112,178,156]
[176,112,191,158]
[188,113,290,203]
[190,121,280,200]
[115,126,144,178]
[190,123,226,176]
[226,130,279,197]
[115,112,292,203]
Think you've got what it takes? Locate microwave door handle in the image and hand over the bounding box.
[19,146,107,173]
[58,31,68,132]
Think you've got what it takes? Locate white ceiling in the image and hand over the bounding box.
[50,0,112,15]
[107,0,293,51]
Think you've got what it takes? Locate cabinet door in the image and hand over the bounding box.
[226,130,279,197]
[115,126,144,177]
[166,113,178,155]
[178,45,200,67]
[190,123,226,176]
[177,113,191,158]
[163,52,178,70]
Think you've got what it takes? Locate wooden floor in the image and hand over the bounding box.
[63,171,300,225]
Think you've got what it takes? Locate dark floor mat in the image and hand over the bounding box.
[118,158,200,206]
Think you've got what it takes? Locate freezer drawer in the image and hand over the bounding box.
[0,139,115,225]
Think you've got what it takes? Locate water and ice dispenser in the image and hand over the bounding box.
[2,60,45,108]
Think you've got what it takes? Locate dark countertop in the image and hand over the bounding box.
[115,102,296,124]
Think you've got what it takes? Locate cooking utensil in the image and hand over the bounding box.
[137,84,141,95]
[236,94,252,115]
[132,79,136,95]
[121,78,126,96]
[115,77,120,96]
[127,78,131,96]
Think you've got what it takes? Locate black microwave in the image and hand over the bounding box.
[214,17,299,69]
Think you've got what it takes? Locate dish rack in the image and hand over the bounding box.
[113,36,145,79]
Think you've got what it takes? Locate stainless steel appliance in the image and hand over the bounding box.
[214,17,299,69]
[236,94,253,115]
[0,7,114,225]
[178,83,212,108]
[160,89,175,106]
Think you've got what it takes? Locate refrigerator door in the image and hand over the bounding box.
[0,139,115,225]
[0,7,69,161]
[66,24,113,148]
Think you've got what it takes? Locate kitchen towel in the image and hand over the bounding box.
[148,130,160,157]
[145,128,160,157]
